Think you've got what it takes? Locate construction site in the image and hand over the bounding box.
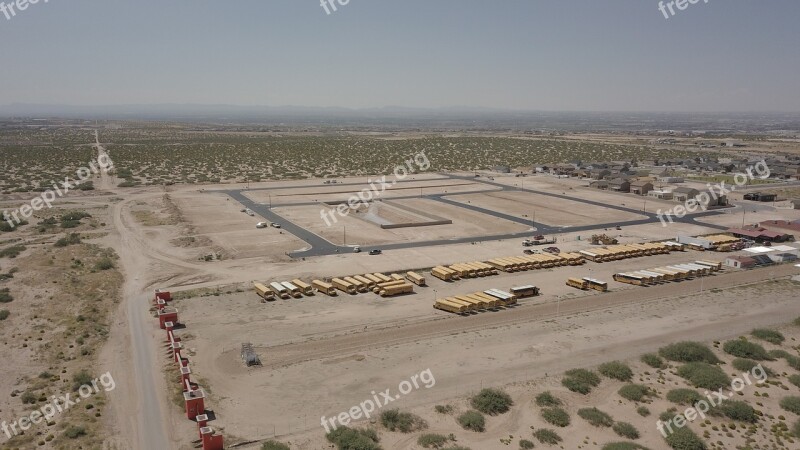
[126,169,800,449]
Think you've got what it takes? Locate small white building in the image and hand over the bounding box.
[648,190,674,200]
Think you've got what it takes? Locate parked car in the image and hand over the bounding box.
[271,222,281,228]
[369,249,382,255]
[353,246,361,253]
[256,222,267,229]
[544,246,560,254]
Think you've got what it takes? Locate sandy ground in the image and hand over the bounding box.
[273,199,530,246]
[446,190,646,227]
[174,265,800,448]
[17,170,792,450]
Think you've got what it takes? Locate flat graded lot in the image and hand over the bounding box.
[242,178,496,206]
[445,190,647,226]
[273,198,530,246]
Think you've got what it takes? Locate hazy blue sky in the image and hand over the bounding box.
[1,0,798,112]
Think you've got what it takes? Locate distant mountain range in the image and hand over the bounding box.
[1,104,799,133]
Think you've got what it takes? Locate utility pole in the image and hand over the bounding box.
[343,226,346,245]
[742,207,746,228]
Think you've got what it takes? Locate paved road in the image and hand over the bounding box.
[222,174,729,258]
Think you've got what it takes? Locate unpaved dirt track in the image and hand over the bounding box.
[261,264,796,369]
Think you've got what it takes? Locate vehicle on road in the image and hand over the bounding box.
[271,222,281,228]
[353,246,361,253]
[369,249,382,255]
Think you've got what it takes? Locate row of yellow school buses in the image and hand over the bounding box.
[254,271,428,301]
[613,260,722,286]
[434,285,540,314]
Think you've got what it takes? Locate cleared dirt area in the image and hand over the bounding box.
[446,190,647,227]
[273,198,530,246]
[170,190,306,260]
[243,178,496,206]
[174,265,800,448]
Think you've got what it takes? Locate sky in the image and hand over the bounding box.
[1,0,799,112]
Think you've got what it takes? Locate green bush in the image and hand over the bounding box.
[770,349,792,359]
[618,384,653,402]
[752,328,785,344]
[641,353,667,369]
[789,374,800,389]
[261,441,290,450]
[541,407,570,427]
[599,361,633,382]
[380,409,425,433]
[612,422,640,439]
[780,396,800,415]
[0,288,13,303]
[471,388,513,415]
[0,245,26,258]
[535,391,561,407]
[636,406,650,417]
[326,427,381,450]
[731,358,772,376]
[562,368,600,394]
[72,370,94,391]
[722,340,771,361]
[714,400,757,423]
[532,429,561,445]
[676,363,731,390]
[666,389,704,406]
[794,418,800,437]
[562,377,592,394]
[435,404,453,414]
[664,425,707,450]
[441,447,470,450]
[519,439,535,449]
[94,257,115,271]
[64,426,87,439]
[565,368,601,386]
[417,433,448,448]
[457,410,485,432]
[54,233,82,247]
[659,341,721,364]
[602,443,650,450]
[577,407,614,427]
[0,309,8,320]
[787,355,800,371]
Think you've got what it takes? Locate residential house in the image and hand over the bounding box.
[630,181,654,196]
[608,178,630,193]
[589,180,609,190]
[672,187,700,202]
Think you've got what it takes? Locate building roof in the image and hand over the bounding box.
[726,255,756,264]
[630,180,654,187]
[673,187,699,194]
[727,228,785,239]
